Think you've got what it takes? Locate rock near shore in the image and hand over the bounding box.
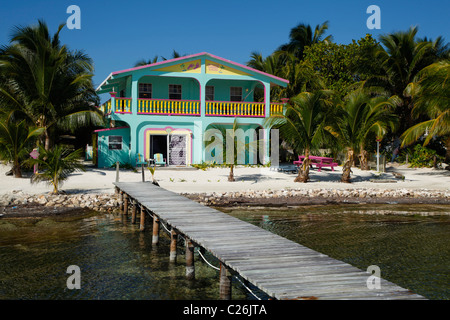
[0,190,120,214]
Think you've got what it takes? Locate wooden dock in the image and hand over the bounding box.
[114,181,425,300]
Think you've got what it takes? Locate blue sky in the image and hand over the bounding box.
[1,0,449,100]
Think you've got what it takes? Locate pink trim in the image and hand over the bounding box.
[206,100,265,104]
[110,52,289,84]
[114,111,133,114]
[205,114,265,118]
[143,127,193,165]
[137,112,200,116]
[109,91,117,97]
[94,126,129,133]
[138,98,200,103]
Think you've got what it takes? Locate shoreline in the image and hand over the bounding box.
[1,187,449,219]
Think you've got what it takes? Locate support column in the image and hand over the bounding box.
[131,201,137,224]
[170,229,178,262]
[139,207,145,231]
[186,239,195,280]
[119,191,124,211]
[152,215,160,245]
[219,262,232,300]
[123,194,129,215]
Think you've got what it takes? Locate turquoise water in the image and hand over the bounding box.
[0,204,449,300]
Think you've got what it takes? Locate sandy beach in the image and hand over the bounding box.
[1,162,449,196]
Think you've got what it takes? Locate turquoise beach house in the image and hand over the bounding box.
[94,52,289,168]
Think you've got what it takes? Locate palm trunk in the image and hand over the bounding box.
[359,147,369,170]
[341,149,354,183]
[228,164,235,182]
[12,159,22,178]
[445,137,450,165]
[295,148,310,182]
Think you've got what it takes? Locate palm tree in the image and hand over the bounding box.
[26,144,85,194]
[278,21,333,60]
[134,55,159,67]
[0,111,43,177]
[401,60,450,162]
[0,20,102,151]
[364,26,448,134]
[332,90,399,182]
[266,90,333,182]
[206,119,259,182]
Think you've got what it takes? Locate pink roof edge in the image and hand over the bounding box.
[110,52,289,84]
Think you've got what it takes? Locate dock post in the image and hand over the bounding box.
[119,191,124,211]
[139,206,145,231]
[123,194,129,216]
[115,161,120,182]
[152,215,160,245]
[186,239,195,280]
[170,229,178,262]
[131,200,137,224]
[219,262,232,300]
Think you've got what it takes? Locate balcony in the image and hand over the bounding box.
[99,98,284,117]
[138,98,200,116]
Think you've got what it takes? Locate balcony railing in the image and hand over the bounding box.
[99,98,284,117]
[138,99,200,116]
[115,98,132,113]
[206,101,265,117]
[270,103,283,116]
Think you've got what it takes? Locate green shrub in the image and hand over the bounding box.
[401,144,443,168]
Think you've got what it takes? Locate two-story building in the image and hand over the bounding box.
[94,52,288,168]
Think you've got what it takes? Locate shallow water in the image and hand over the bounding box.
[225,204,450,300]
[0,204,449,300]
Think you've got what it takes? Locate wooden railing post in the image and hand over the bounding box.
[186,239,195,280]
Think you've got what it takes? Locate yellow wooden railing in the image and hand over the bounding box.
[206,101,265,117]
[270,103,284,116]
[99,99,111,114]
[137,99,200,115]
[115,98,132,113]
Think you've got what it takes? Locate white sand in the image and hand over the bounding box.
[1,163,449,195]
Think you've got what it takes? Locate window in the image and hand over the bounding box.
[169,84,182,100]
[108,136,122,150]
[206,86,215,101]
[139,83,152,99]
[230,87,242,102]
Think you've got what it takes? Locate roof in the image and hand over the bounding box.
[96,52,289,92]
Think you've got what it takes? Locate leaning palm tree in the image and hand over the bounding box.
[331,90,399,182]
[0,111,43,177]
[266,90,333,182]
[0,20,103,150]
[401,60,450,161]
[26,144,85,194]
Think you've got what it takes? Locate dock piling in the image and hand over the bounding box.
[131,200,137,224]
[152,215,160,245]
[170,229,178,262]
[219,262,232,300]
[123,194,129,215]
[139,206,145,231]
[186,239,195,280]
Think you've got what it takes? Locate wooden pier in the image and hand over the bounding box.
[114,181,425,300]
